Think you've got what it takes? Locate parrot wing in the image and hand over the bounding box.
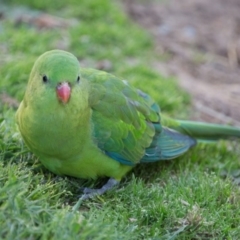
[84,68,159,165]
[84,68,195,166]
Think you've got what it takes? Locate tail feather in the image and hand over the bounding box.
[169,120,240,142]
[141,128,196,162]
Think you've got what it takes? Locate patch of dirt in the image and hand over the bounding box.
[124,0,240,124]
[0,93,19,108]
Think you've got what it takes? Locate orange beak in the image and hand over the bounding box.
[56,82,71,104]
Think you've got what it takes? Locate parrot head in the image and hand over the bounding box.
[25,50,88,109]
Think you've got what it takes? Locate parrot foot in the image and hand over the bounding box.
[80,178,119,200]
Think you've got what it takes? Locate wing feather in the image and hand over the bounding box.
[83,68,195,165]
[84,68,158,164]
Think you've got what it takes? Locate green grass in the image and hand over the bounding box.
[1,0,240,239]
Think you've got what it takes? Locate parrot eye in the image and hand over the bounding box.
[42,75,48,83]
[76,76,80,83]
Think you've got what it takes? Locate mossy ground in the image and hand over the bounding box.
[1,0,240,239]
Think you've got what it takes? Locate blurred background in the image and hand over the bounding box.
[124,0,240,124]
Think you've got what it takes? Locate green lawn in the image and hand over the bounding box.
[1,0,240,239]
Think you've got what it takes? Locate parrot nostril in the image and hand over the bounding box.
[57,82,70,88]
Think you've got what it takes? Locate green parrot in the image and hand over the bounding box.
[16,50,240,199]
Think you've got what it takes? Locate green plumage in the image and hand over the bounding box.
[16,50,240,185]
[163,118,240,142]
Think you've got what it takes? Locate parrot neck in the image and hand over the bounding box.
[19,99,93,161]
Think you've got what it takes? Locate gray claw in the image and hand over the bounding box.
[80,178,119,200]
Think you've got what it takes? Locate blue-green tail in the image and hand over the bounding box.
[141,118,240,163]
[141,127,196,162]
[170,120,240,143]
